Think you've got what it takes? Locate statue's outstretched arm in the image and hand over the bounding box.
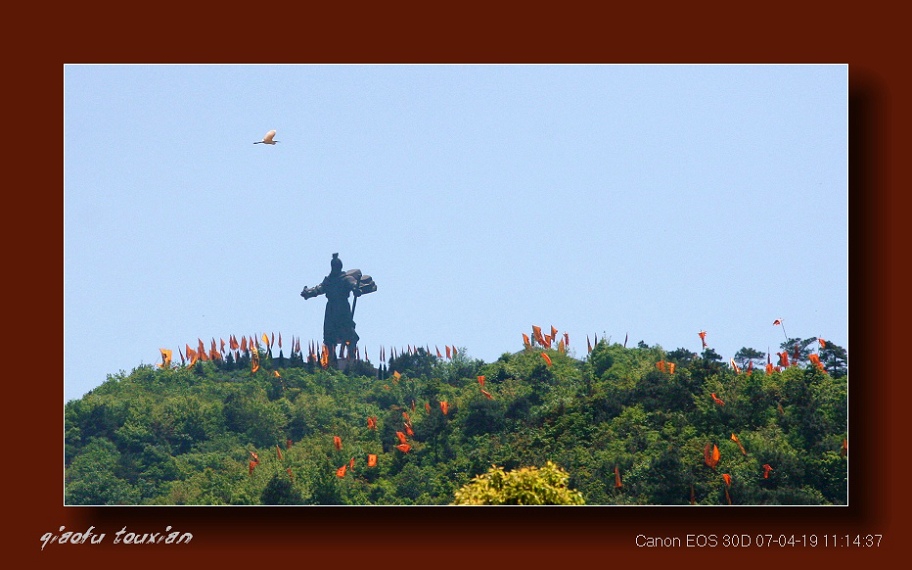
[301,283,324,299]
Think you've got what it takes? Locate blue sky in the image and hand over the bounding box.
[63,64,848,402]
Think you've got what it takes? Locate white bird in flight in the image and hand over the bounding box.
[254,130,279,145]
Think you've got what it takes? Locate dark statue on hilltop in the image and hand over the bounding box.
[301,253,377,361]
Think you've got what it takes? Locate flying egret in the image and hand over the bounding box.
[254,130,279,145]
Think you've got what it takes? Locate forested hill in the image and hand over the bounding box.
[64,338,848,505]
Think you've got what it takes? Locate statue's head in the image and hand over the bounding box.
[330,253,343,273]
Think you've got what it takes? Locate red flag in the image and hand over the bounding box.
[541,352,552,367]
[563,332,569,347]
[396,431,408,445]
[445,345,451,359]
[436,346,443,358]
[405,424,414,437]
[425,402,431,414]
[367,416,377,430]
[368,454,377,467]
[249,461,256,475]
[396,443,411,453]
[762,464,773,479]
[249,450,259,464]
[711,393,725,406]
[614,465,623,489]
[333,436,342,451]
[336,465,346,478]
[773,319,782,326]
[440,401,449,415]
[841,438,848,457]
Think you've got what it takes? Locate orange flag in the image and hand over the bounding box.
[158,348,172,369]
[249,461,256,475]
[481,389,493,400]
[699,330,707,348]
[251,349,260,373]
[396,431,408,445]
[765,362,774,375]
[425,402,431,414]
[730,433,747,456]
[711,393,725,406]
[704,443,720,469]
[452,346,458,357]
[367,416,377,430]
[614,465,623,489]
[730,358,741,374]
[445,345,451,359]
[541,352,552,367]
[656,360,666,373]
[550,325,558,341]
[777,351,789,367]
[818,337,826,348]
[333,436,342,451]
[532,325,544,346]
[440,401,449,415]
[762,464,773,479]
[669,362,676,374]
[841,438,848,457]
[336,465,347,478]
[396,443,411,453]
[405,424,414,437]
[249,450,259,464]
[477,375,485,388]
[522,333,531,348]
[722,473,731,487]
[368,454,377,467]
[276,445,284,460]
[809,353,825,371]
[349,457,355,470]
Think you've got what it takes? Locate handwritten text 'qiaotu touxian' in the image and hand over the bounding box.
[40,526,192,550]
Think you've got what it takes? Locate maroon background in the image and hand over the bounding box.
[13,3,905,566]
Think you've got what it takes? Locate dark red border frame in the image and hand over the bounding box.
[14,4,904,566]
